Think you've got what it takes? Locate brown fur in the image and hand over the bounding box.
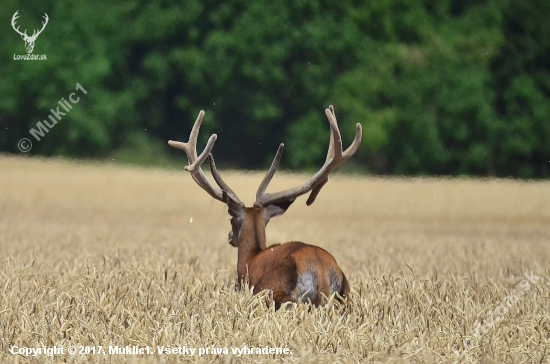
[233,207,349,309]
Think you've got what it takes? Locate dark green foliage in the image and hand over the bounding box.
[0,0,548,177]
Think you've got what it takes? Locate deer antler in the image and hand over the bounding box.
[11,11,28,38]
[208,154,243,205]
[168,111,225,202]
[11,11,49,40]
[30,13,49,39]
[254,105,362,207]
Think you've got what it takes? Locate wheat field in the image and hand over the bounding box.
[0,156,549,363]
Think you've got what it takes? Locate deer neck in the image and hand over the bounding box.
[236,216,266,281]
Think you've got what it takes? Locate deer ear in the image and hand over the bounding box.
[263,200,295,225]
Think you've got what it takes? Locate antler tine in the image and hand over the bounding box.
[185,133,217,173]
[187,110,203,151]
[303,106,341,206]
[328,105,363,161]
[208,155,243,205]
[11,11,28,37]
[325,105,343,161]
[325,106,336,162]
[35,13,49,35]
[343,122,363,159]
[305,106,362,205]
[168,110,225,202]
[304,105,338,206]
[254,106,362,207]
[255,143,284,205]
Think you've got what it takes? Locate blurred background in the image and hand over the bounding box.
[0,0,548,178]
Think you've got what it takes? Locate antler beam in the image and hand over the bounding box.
[32,13,49,38]
[168,111,225,202]
[11,11,28,37]
[254,105,362,207]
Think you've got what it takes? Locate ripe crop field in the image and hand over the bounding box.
[0,156,549,363]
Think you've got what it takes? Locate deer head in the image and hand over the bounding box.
[11,11,49,54]
[168,107,361,308]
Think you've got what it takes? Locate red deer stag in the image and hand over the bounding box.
[168,106,362,309]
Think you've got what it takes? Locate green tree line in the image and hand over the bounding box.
[1,0,549,177]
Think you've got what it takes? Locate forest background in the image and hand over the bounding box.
[1,0,548,178]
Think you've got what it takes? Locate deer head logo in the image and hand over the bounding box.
[11,11,49,54]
